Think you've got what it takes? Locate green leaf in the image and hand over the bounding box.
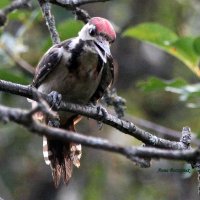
[170,37,200,74]
[193,37,200,55]
[123,23,200,77]
[123,23,178,48]
[138,77,200,106]
[165,82,200,106]
[8,11,31,22]
[166,83,200,101]
[138,77,187,92]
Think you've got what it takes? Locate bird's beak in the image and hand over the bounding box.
[94,38,111,63]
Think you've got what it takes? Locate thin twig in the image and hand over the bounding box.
[37,0,111,44]
[49,0,110,8]
[0,0,32,26]
[49,0,110,23]
[73,7,91,23]
[129,115,200,146]
[3,0,31,15]
[38,0,60,44]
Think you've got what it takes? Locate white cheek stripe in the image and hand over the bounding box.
[78,23,95,42]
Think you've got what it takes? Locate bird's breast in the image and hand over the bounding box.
[38,50,103,105]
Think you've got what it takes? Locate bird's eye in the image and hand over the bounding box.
[89,27,96,37]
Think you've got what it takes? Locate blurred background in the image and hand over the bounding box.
[0,0,200,199]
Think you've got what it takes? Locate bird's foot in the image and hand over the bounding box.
[87,103,108,130]
[97,105,108,119]
[48,91,62,110]
[48,118,60,128]
[86,102,96,107]
[96,105,108,130]
[101,88,126,119]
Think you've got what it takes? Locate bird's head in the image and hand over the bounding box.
[78,17,116,63]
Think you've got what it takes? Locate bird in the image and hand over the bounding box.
[31,17,116,187]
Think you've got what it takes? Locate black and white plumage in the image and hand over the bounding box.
[32,17,116,187]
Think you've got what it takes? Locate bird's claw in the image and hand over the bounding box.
[96,105,108,130]
[97,105,108,119]
[87,103,108,130]
[48,118,60,128]
[48,91,62,109]
[102,88,126,118]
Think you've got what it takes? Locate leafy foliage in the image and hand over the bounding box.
[139,76,200,108]
[124,22,200,108]
[123,23,200,77]
[0,0,10,8]
[138,77,187,92]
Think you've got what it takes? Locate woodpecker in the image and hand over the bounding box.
[31,17,116,187]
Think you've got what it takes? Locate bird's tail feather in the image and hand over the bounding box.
[43,121,82,187]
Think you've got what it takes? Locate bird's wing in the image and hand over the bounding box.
[32,43,65,88]
[90,55,114,102]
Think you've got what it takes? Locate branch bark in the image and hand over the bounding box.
[0,103,199,165]
[0,0,32,26]
[38,0,61,44]
[129,115,200,146]
[0,79,192,150]
[49,0,110,8]
[37,0,111,44]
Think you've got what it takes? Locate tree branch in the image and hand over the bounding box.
[129,115,200,146]
[0,103,199,165]
[73,7,91,23]
[49,0,110,8]
[49,0,110,24]
[38,0,61,44]
[0,79,192,150]
[37,0,110,45]
[0,0,32,26]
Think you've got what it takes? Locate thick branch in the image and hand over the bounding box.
[0,104,199,164]
[0,79,191,150]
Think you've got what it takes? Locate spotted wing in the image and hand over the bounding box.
[32,44,64,88]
